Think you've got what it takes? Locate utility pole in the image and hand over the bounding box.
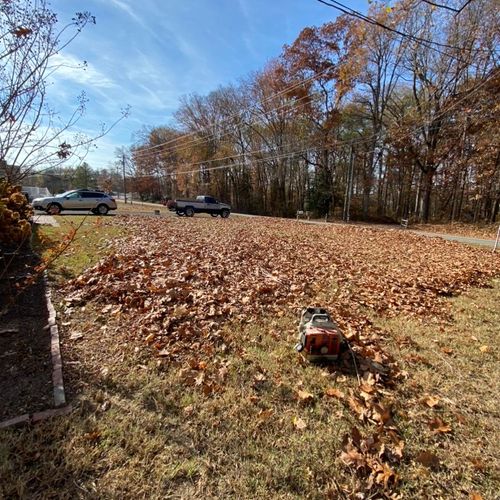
[343,144,354,222]
[122,153,127,204]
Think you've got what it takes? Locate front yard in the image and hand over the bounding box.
[1,214,498,499]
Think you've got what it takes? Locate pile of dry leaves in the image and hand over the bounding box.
[62,216,499,496]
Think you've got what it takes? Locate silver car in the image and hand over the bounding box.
[32,189,117,215]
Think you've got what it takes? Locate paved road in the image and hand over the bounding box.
[32,214,60,227]
[410,230,496,249]
[38,202,497,250]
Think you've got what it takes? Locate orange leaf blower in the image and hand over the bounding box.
[295,307,347,362]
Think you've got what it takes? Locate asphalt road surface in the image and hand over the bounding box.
[34,205,497,250]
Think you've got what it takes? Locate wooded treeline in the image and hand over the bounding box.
[130,0,499,222]
[25,163,122,195]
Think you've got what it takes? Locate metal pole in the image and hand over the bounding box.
[493,225,500,253]
[122,153,127,204]
[346,145,354,222]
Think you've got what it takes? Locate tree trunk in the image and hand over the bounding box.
[422,168,435,223]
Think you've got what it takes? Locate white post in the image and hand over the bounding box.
[493,225,500,253]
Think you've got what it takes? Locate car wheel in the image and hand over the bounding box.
[47,203,61,215]
[210,213,218,217]
[96,204,109,215]
[176,210,184,216]
[185,207,195,217]
[221,209,230,218]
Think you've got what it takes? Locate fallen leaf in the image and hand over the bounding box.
[392,440,405,459]
[347,395,367,421]
[421,395,440,408]
[297,390,314,403]
[257,409,274,424]
[371,403,392,426]
[325,387,345,399]
[83,430,101,442]
[372,460,398,489]
[293,416,307,430]
[479,345,490,353]
[340,445,365,468]
[468,457,486,472]
[429,416,452,434]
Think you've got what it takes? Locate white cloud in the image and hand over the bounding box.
[50,52,116,89]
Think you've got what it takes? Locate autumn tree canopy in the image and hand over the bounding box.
[130,0,499,223]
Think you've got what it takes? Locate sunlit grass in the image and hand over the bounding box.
[1,217,498,498]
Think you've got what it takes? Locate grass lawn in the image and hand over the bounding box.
[0,215,498,499]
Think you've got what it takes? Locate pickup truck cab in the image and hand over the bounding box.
[169,195,231,218]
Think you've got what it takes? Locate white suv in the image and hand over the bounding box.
[32,189,117,215]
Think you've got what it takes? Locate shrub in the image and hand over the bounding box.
[0,180,33,247]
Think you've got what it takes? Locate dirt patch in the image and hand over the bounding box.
[0,256,53,421]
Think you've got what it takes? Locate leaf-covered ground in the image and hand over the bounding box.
[67,216,499,339]
[1,215,499,499]
[61,216,499,496]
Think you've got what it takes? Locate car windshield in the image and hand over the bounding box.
[57,190,76,197]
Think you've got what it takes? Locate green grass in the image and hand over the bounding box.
[374,281,500,499]
[33,215,126,282]
[0,219,498,498]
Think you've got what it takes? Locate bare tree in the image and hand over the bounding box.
[0,0,128,183]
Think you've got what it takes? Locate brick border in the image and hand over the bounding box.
[44,272,66,407]
[0,405,72,430]
[0,273,68,430]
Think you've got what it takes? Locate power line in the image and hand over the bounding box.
[419,0,460,13]
[131,86,338,162]
[130,0,492,163]
[132,71,496,182]
[129,65,335,158]
[316,0,492,59]
[131,69,496,177]
[420,0,475,13]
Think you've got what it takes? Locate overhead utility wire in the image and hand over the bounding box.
[132,66,495,169]
[419,0,458,13]
[132,130,383,172]
[143,71,495,181]
[420,0,474,13]
[131,0,488,161]
[129,65,334,157]
[131,86,341,162]
[316,0,492,59]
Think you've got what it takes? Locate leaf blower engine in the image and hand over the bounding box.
[295,307,347,361]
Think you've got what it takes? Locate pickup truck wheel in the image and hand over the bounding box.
[47,203,61,215]
[176,209,184,216]
[185,207,195,217]
[210,213,218,217]
[220,209,230,218]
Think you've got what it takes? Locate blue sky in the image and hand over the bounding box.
[49,0,367,171]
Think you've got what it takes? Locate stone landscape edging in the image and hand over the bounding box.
[44,272,66,407]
